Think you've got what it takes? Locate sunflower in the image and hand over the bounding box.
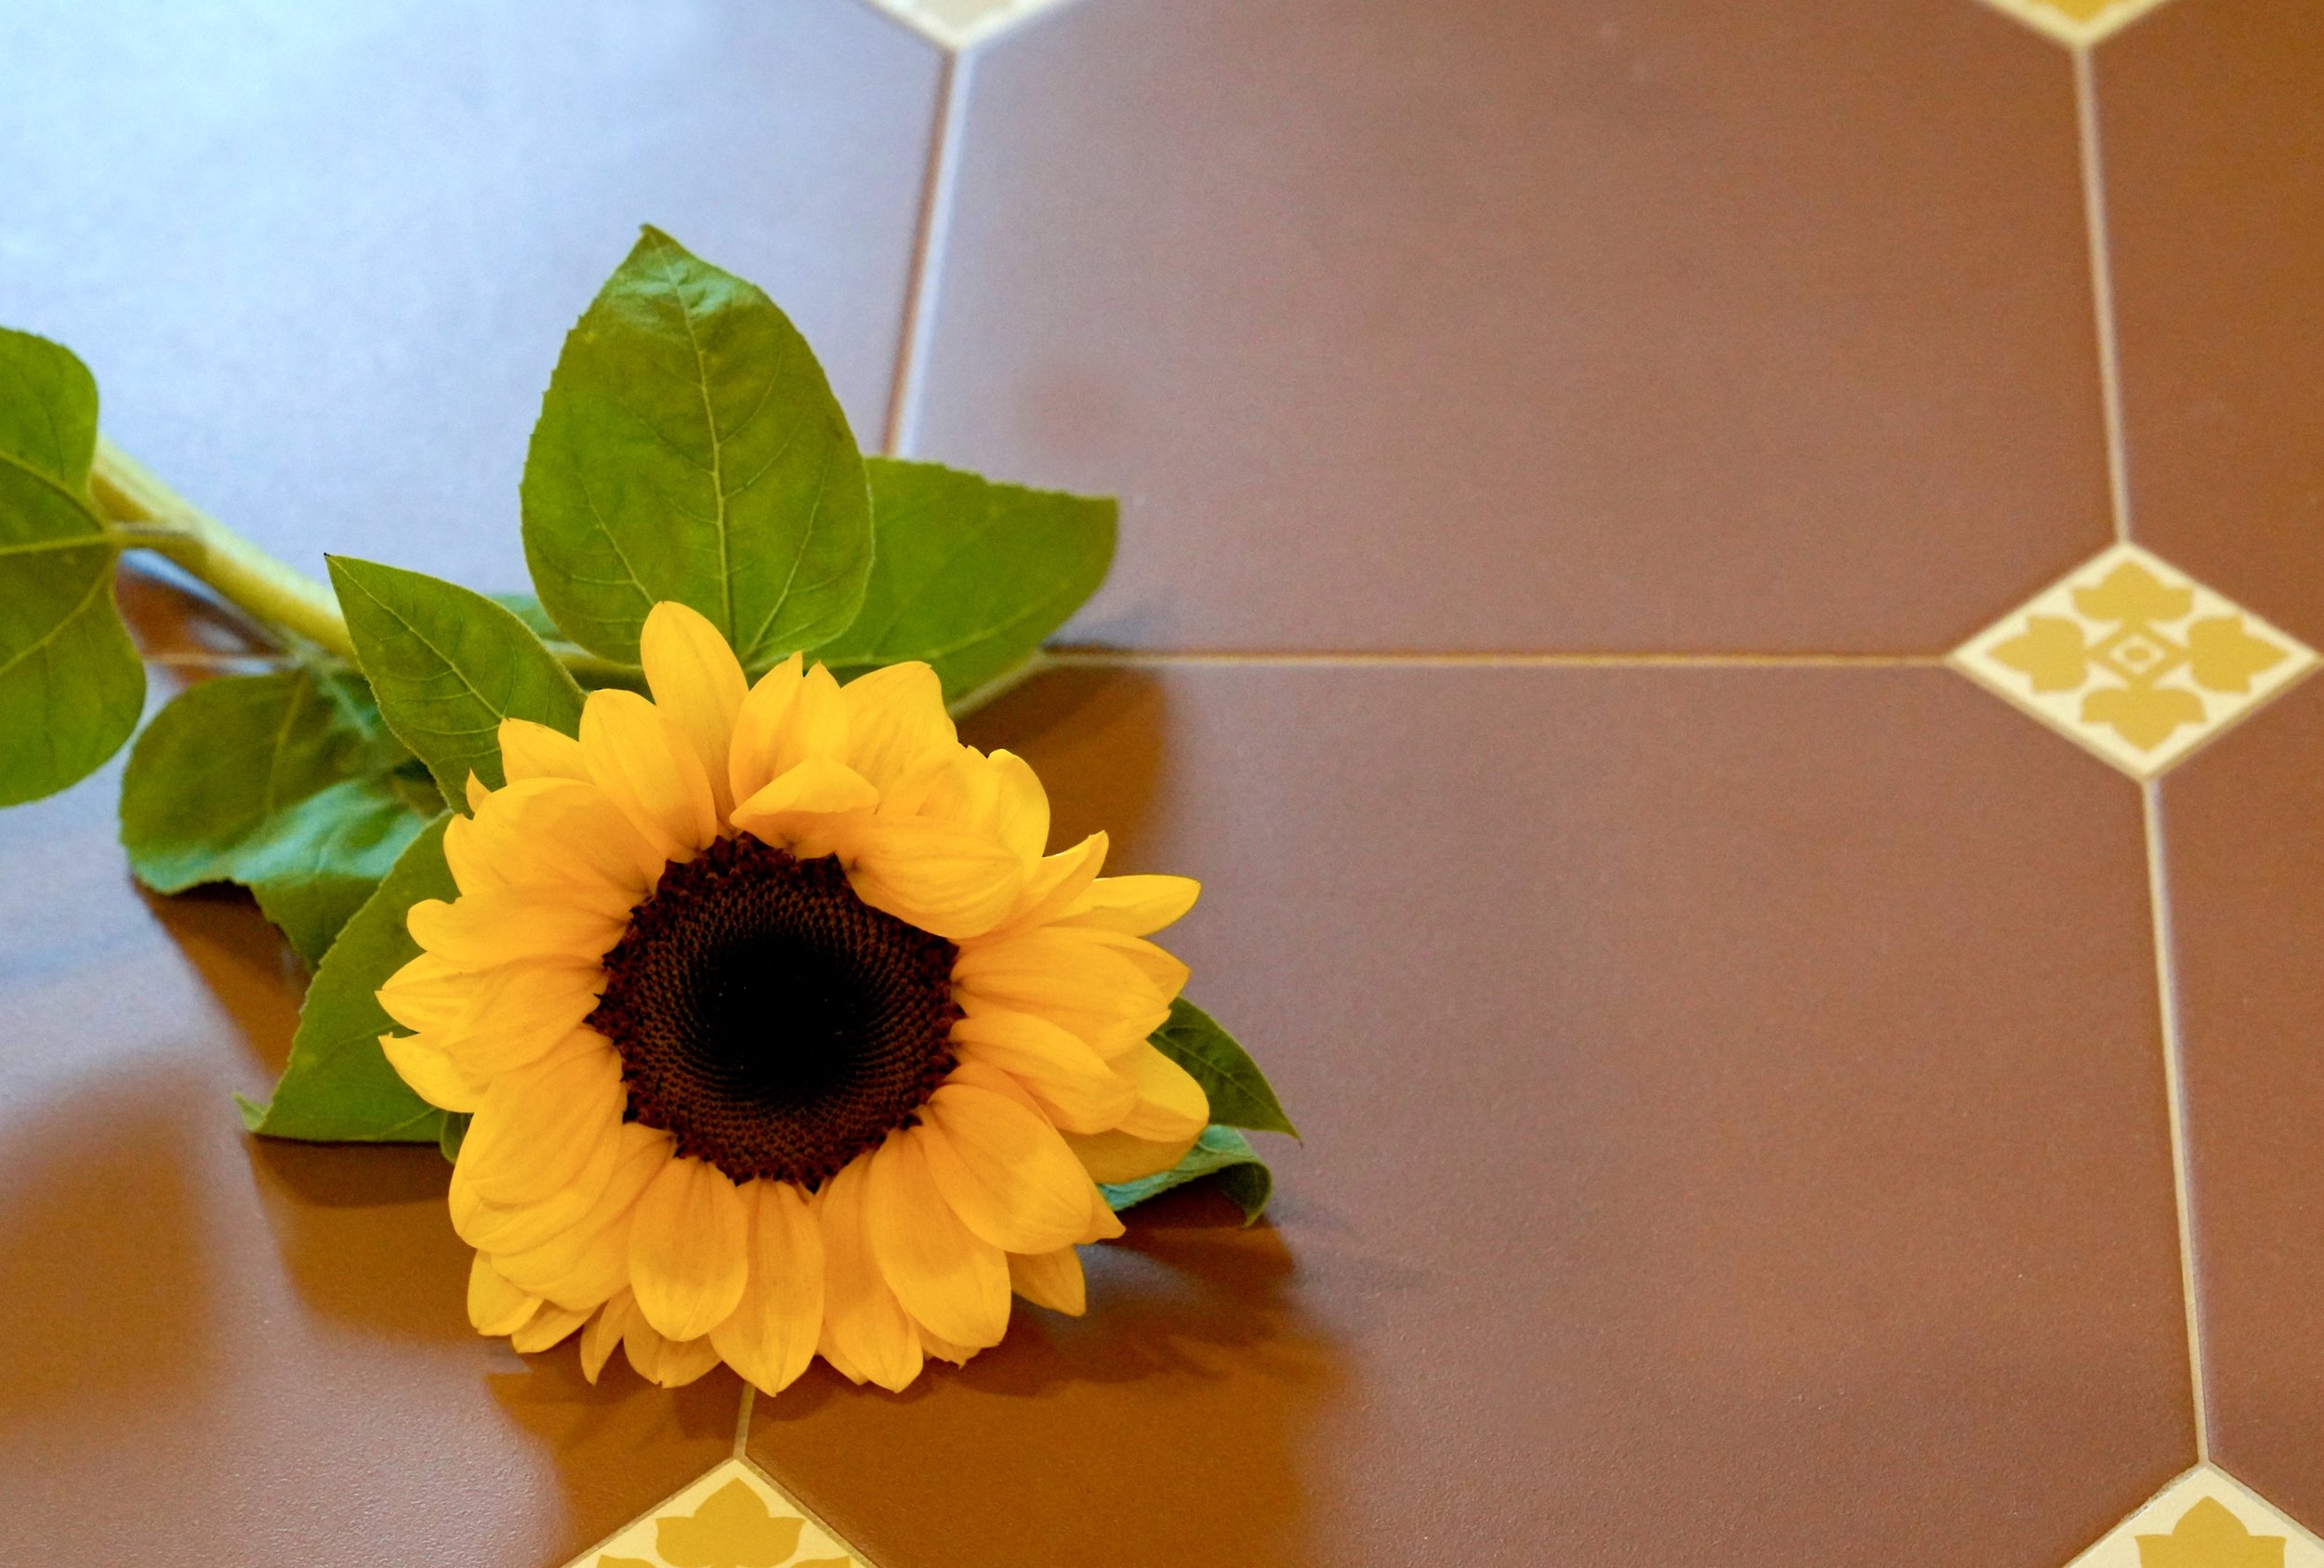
[374,602,1208,1393]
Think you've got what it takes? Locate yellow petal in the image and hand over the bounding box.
[918,1068,1092,1255]
[379,1029,489,1113]
[467,1251,542,1337]
[1063,1126,1201,1185]
[1074,929,1192,1002]
[580,687,719,863]
[814,1159,925,1392]
[730,657,849,803]
[449,776,662,903]
[728,756,880,857]
[457,1040,626,1206]
[375,953,468,1033]
[421,959,606,1079]
[579,1290,637,1384]
[864,1132,1011,1351]
[1113,1039,1210,1142]
[405,890,627,971]
[983,751,1050,864]
[509,1298,591,1353]
[951,1007,1137,1135]
[952,929,1171,1056]
[707,1179,824,1397]
[498,716,589,784]
[840,815,1024,941]
[641,601,749,821]
[916,1321,985,1367]
[1079,1180,1127,1244]
[989,832,1109,939]
[1055,874,1203,937]
[1008,1247,1087,1315]
[627,1154,751,1342]
[838,662,955,792]
[465,771,491,813]
[619,1307,721,1388]
[486,1123,672,1307]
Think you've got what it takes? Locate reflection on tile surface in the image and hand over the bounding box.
[2064,1465,2324,1566]
[561,1460,865,1568]
[0,0,939,599]
[1949,543,2317,778]
[914,0,2110,652]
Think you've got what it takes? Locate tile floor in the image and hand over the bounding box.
[3,0,2321,1563]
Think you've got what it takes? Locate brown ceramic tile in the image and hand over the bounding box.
[908,0,2113,654]
[2153,676,2324,1529]
[2098,0,2324,647]
[0,767,736,1565]
[746,662,2195,1566]
[0,0,941,600]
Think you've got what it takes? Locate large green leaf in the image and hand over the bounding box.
[1102,1126,1274,1224]
[238,814,454,1142]
[1148,996,1298,1137]
[121,665,435,964]
[521,227,873,669]
[815,458,1116,702]
[0,327,142,805]
[328,557,586,806]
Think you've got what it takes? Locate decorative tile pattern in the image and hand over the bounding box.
[562,1459,871,1568]
[1974,0,2181,46]
[2067,1466,2324,1566]
[859,0,1075,50]
[1950,542,2317,779]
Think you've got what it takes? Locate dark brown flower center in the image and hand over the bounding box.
[588,832,959,1188]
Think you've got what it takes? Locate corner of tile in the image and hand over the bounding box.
[2066,1464,2324,1566]
[557,1456,875,1568]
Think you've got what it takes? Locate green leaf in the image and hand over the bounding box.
[1148,997,1298,1137]
[120,665,434,965]
[522,226,873,669]
[238,814,453,1142]
[328,556,586,806]
[0,327,143,805]
[1101,1126,1274,1224]
[814,458,1116,702]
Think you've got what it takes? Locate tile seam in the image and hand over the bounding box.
[879,45,971,457]
[2143,780,2210,1459]
[2074,43,2136,543]
[732,1382,757,1460]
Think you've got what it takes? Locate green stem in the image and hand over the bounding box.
[91,438,359,662]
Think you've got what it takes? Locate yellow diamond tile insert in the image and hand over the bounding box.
[2066,1466,2324,1568]
[562,1457,870,1568]
[859,0,1071,50]
[1949,542,2317,779]
[1973,0,2181,46]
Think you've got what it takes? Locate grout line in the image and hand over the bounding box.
[2143,780,2210,1460]
[733,1383,757,1460]
[2074,43,2136,544]
[1043,649,1949,669]
[880,44,972,458]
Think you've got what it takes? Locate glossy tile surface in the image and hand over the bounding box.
[910,0,2112,652]
[2101,0,2324,646]
[0,0,940,600]
[747,664,2193,1567]
[2156,679,2324,1530]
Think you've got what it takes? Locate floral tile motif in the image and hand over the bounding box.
[1950,542,2317,779]
[1972,0,2180,46]
[561,1458,871,1568]
[858,0,1076,50]
[2065,1465,2324,1567]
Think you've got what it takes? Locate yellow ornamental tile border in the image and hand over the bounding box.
[1972,0,2181,46]
[1949,542,2317,780]
[561,1457,874,1568]
[2065,1464,2324,1568]
[857,0,1073,50]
